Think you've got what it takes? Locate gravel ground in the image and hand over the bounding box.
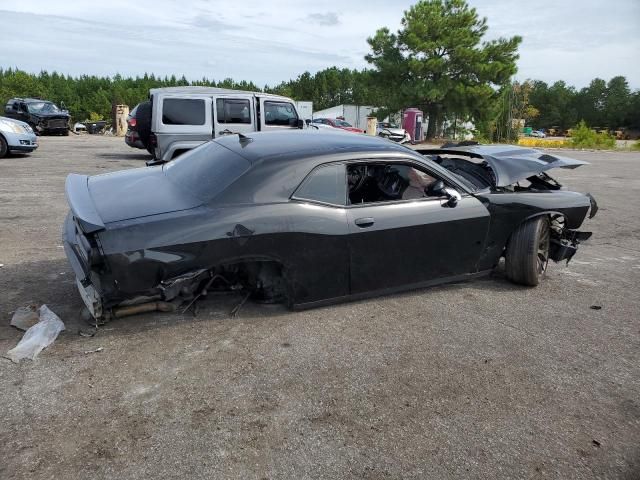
[0,135,638,480]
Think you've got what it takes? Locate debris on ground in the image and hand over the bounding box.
[590,305,602,310]
[84,347,103,355]
[78,328,97,338]
[10,305,40,331]
[5,305,65,363]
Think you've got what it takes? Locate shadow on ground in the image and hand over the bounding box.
[96,152,151,161]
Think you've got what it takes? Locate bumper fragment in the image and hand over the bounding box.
[550,230,592,264]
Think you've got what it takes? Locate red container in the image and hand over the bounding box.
[402,108,424,143]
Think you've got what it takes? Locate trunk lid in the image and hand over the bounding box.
[88,166,202,224]
[66,167,202,230]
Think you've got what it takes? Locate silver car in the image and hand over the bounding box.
[376,122,411,143]
[0,116,38,158]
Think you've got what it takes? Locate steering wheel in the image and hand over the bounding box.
[348,165,368,192]
[376,166,406,198]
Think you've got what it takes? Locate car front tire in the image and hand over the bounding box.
[0,135,8,158]
[505,217,550,286]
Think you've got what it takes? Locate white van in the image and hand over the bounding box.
[147,87,303,162]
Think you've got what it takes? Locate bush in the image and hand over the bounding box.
[570,120,616,149]
[518,138,571,148]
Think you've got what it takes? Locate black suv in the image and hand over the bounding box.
[4,98,70,135]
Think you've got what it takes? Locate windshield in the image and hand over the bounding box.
[334,119,352,127]
[380,123,399,129]
[27,101,61,114]
[164,140,250,201]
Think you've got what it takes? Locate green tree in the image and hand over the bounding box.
[365,0,521,138]
[604,76,631,128]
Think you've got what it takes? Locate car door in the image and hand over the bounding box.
[345,160,490,295]
[213,95,255,137]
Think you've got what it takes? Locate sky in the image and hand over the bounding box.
[0,0,638,89]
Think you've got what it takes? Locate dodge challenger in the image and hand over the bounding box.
[63,130,597,321]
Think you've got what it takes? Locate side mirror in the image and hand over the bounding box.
[426,180,445,196]
[305,119,311,125]
[294,118,304,129]
[444,190,459,208]
[426,180,461,207]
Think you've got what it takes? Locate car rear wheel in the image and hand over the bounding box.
[505,217,550,286]
[0,135,7,158]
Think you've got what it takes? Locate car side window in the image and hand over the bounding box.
[216,99,251,124]
[293,164,346,206]
[347,163,444,205]
[162,98,206,125]
[264,101,298,126]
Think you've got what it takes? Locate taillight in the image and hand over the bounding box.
[128,118,137,127]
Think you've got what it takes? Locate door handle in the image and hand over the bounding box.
[354,217,375,228]
[220,129,234,135]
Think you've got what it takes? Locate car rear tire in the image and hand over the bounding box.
[505,217,550,286]
[0,135,8,158]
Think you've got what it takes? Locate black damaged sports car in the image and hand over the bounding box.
[63,130,597,321]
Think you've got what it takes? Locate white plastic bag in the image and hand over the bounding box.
[10,305,39,331]
[6,305,65,363]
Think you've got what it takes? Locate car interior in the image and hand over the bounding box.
[347,163,443,204]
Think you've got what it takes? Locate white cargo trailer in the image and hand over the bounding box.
[295,101,313,122]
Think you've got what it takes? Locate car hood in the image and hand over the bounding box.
[87,167,202,224]
[0,116,30,128]
[33,112,70,119]
[380,127,406,135]
[418,144,588,187]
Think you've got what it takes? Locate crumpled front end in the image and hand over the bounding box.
[549,193,598,264]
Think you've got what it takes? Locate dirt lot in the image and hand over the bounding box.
[0,135,639,479]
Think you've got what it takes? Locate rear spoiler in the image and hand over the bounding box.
[65,174,105,233]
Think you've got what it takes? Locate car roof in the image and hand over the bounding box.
[214,130,416,165]
[149,86,292,102]
[9,98,51,103]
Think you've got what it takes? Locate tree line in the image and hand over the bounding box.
[1,0,637,138]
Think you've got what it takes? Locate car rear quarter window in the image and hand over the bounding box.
[264,101,298,126]
[164,141,250,201]
[293,164,346,206]
[162,98,206,125]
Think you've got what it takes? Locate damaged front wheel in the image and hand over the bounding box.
[505,217,550,286]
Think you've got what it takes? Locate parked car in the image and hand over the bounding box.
[530,130,546,138]
[142,87,302,164]
[63,131,597,322]
[376,122,411,143]
[124,103,146,149]
[311,118,364,134]
[0,116,38,158]
[4,98,70,135]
